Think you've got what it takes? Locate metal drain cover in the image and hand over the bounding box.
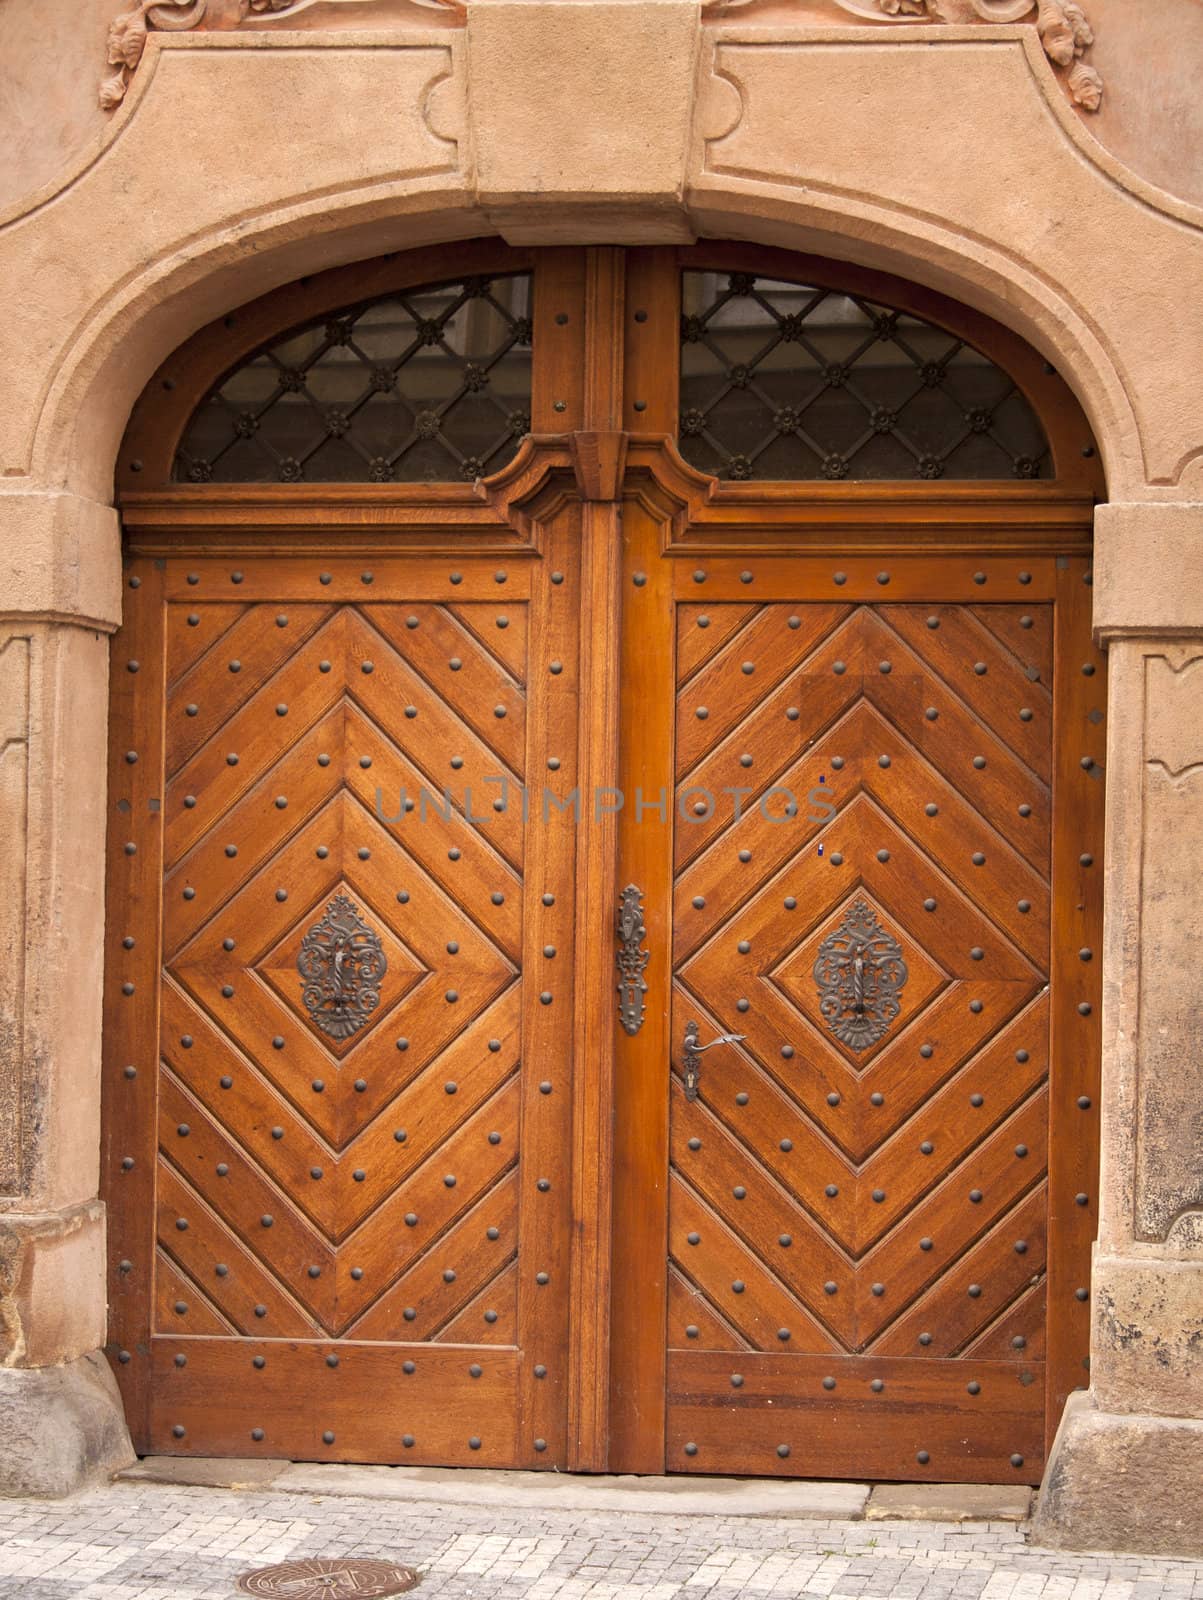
[235,1557,420,1598]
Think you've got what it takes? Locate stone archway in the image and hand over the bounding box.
[1,0,1201,1553]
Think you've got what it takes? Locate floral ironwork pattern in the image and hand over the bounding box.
[813,898,909,1051]
[679,270,1051,483]
[296,893,387,1041]
[174,274,532,485]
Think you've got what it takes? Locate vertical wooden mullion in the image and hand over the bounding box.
[1045,554,1106,1451]
[624,248,681,436]
[531,249,589,433]
[607,496,676,1473]
[101,555,167,1450]
[606,249,682,1472]
[515,506,581,1469]
[565,248,627,1469]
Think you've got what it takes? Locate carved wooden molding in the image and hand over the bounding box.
[102,0,1101,112]
[570,432,629,504]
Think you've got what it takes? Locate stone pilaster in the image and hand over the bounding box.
[1033,503,1203,1557]
[0,489,134,1494]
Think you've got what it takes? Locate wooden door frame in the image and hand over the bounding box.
[112,237,1102,1477]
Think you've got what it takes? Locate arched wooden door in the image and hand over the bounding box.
[105,241,1104,1480]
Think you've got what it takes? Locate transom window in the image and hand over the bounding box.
[147,250,1081,493]
[679,271,1051,482]
[174,273,533,484]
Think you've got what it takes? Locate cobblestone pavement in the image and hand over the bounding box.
[1,1483,1202,1600]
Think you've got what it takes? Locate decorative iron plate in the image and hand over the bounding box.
[616,883,650,1035]
[297,892,388,1040]
[813,897,909,1050]
[236,1557,419,1598]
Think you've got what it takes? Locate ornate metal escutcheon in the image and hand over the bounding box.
[616,883,650,1036]
[296,892,387,1040]
[813,897,909,1050]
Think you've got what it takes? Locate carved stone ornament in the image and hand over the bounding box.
[103,0,1101,111]
[100,0,460,109]
[813,897,909,1051]
[296,892,387,1041]
[616,884,650,1036]
[703,0,1103,110]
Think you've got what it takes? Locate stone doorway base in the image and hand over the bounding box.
[118,1457,1034,1524]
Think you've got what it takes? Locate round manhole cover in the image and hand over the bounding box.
[235,1557,420,1598]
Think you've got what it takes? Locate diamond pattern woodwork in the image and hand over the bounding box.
[159,597,527,1340]
[107,557,579,1469]
[668,599,1054,1473]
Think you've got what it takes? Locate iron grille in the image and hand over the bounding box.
[174,274,533,484]
[679,271,1051,482]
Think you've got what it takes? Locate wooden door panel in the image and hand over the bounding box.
[150,1341,523,1468]
[666,1353,1045,1483]
[166,602,249,682]
[630,545,1101,1486]
[879,606,1053,782]
[154,1251,236,1338]
[969,603,1052,683]
[165,603,337,774]
[106,541,580,1467]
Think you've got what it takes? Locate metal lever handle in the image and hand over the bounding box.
[682,1020,746,1101]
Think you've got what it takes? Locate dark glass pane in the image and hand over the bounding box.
[174,274,533,485]
[679,272,1051,482]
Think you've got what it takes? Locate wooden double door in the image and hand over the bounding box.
[104,243,1103,1483]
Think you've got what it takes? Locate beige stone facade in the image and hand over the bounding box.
[1,0,1200,1555]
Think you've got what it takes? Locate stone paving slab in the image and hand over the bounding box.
[866,1484,1034,1523]
[0,1472,1196,1600]
[273,1462,871,1519]
[1,1479,1203,1599]
[120,1459,287,1493]
[121,1458,871,1517]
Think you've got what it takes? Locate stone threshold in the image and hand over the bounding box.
[119,1458,1032,1523]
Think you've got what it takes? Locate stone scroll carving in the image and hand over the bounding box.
[703,0,1103,110]
[102,0,1101,111]
[100,0,462,109]
[1134,651,1203,1251]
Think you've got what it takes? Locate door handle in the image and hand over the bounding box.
[682,1020,746,1101]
